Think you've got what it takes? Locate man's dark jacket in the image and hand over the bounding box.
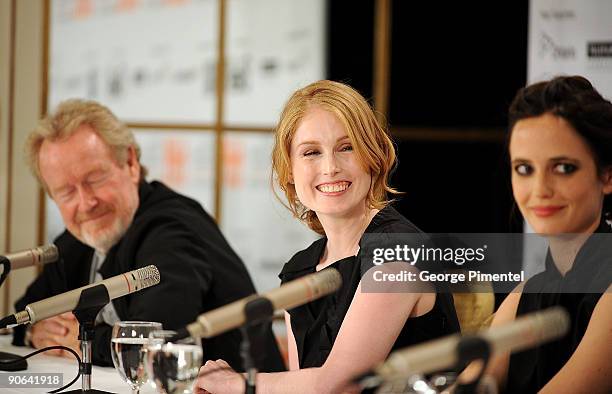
[14,181,284,371]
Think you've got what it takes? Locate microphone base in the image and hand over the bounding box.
[66,285,113,394]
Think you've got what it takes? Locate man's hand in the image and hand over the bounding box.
[30,312,82,359]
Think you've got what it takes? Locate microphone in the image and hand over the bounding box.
[0,265,160,328]
[371,306,569,382]
[182,267,342,338]
[1,245,59,270]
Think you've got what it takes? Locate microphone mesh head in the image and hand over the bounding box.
[39,245,59,264]
[136,265,161,289]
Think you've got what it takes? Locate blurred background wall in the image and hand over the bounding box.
[1,0,46,319]
[2,0,612,317]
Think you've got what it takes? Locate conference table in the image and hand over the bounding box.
[0,334,158,393]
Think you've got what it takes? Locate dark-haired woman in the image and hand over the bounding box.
[483,76,612,393]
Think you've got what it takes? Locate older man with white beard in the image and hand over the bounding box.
[13,100,284,371]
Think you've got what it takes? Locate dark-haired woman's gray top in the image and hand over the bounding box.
[279,206,460,369]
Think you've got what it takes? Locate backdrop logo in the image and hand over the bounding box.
[539,32,575,60]
[539,9,575,21]
[588,42,612,58]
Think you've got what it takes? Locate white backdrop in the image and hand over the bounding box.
[49,0,219,123]
[528,0,612,96]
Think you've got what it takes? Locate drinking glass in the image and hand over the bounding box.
[145,330,203,394]
[111,321,163,394]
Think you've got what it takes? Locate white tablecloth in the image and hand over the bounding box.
[0,334,158,393]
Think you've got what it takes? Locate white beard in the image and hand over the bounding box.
[80,210,135,254]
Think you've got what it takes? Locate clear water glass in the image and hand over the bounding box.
[145,330,203,394]
[111,321,163,394]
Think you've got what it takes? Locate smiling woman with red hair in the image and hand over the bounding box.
[195,80,460,394]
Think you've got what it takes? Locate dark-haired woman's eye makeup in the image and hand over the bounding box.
[514,163,533,176]
[553,162,578,175]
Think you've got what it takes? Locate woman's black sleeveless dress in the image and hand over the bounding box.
[506,221,612,393]
[279,206,460,370]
